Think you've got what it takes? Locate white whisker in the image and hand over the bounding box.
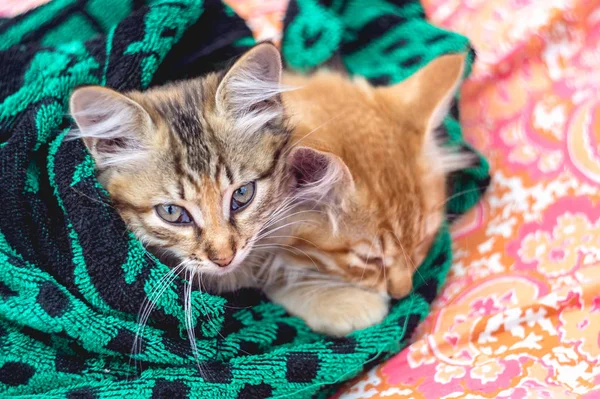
[253,243,321,272]
[132,262,186,363]
[184,268,202,372]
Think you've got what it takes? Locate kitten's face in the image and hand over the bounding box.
[104,110,290,275]
[70,44,293,275]
[280,54,471,297]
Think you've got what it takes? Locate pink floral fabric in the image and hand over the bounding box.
[226,0,288,44]
[0,0,50,18]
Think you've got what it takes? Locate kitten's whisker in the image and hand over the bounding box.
[265,196,296,217]
[197,278,251,357]
[262,235,320,248]
[135,264,183,350]
[253,243,321,272]
[192,278,216,379]
[258,206,298,234]
[132,262,185,364]
[433,187,485,211]
[137,239,162,264]
[69,186,116,209]
[359,230,380,287]
[136,267,184,346]
[142,263,184,307]
[259,203,318,231]
[255,218,320,242]
[259,196,323,232]
[382,254,388,292]
[247,250,282,285]
[195,274,228,340]
[393,233,428,286]
[283,112,348,155]
[245,253,270,262]
[262,195,298,219]
[184,269,202,373]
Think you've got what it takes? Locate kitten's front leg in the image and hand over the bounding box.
[265,280,390,337]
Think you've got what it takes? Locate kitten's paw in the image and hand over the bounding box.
[306,290,390,337]
[268,285,390,337]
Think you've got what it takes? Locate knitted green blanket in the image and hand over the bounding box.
[0,0,490,397]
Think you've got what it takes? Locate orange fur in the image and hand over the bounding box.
[277,54,467,299]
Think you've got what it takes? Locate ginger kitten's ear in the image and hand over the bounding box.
[380,53,466,135]
[69,86,152,169]
[288,146,354,205]
[216,43,285,133]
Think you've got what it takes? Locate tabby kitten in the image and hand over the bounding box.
[69,44,295,280]
[69,43,469,338]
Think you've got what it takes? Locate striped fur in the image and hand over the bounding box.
[69,43,295,283]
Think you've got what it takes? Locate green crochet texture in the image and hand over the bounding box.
[0,0,489,397]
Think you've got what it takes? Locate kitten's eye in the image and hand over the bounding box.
[155,204,193,224]
[231,181,256,212]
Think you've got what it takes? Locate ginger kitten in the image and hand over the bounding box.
[266,54,472,336]
[69,43,469,338]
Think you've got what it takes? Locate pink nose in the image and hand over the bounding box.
[211,255,234,268]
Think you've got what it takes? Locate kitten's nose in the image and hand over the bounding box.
[211,254,234,268]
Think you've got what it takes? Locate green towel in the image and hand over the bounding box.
[0,0,490,397]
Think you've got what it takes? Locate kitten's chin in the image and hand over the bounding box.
[206,264,241,276]
[192,256,248,276]
[187,261,241,276]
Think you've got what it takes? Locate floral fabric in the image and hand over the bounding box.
[226,0,287,44]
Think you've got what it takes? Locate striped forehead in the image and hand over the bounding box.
[144,74,287,182]
[181,174,221,203]
[171,174,223,230]
[153,81,218,174]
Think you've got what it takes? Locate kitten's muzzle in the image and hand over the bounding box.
[210,254,234,268]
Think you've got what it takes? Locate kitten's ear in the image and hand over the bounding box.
[69,86,152,169]
[216,43,284,130]
[288,146,354,205]
[380,53,466,135]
